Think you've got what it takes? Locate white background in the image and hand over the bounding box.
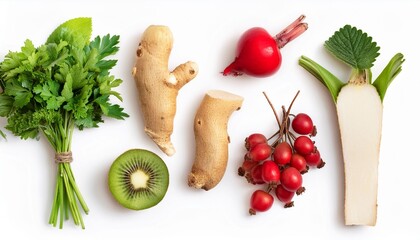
[0,0,419,239]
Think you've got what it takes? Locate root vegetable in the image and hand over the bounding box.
[132,25,199,156]
[188,90,243,190]
[299,25,404,226]
[222,15,307,77]
[337,84,382,225]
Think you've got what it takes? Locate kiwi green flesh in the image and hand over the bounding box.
[108,149,169,210]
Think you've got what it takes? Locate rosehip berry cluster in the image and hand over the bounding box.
[239,91,325,215]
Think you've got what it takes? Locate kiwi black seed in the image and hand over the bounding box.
[108,149,169,210]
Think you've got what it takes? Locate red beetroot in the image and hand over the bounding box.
[223,15,307,77]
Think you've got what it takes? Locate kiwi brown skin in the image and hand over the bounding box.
[108,149,169,210]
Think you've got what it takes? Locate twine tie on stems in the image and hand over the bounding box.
[55,152,73,163]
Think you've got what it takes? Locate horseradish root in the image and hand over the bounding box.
[132,25,198,156]
[188,90,244,190]
[299,25,404,226]
[337,84,382,225]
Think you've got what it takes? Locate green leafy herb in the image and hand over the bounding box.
[47,17,92,49]
[0,93,12,139]
[0,17,128,228]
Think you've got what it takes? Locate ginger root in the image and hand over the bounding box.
[188,90,244,190]
[132,25,198,156]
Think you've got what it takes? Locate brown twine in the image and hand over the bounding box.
[55,151,73,163]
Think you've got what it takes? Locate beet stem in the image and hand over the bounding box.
[275,14,308,49]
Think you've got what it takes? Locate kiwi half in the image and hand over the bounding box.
[108,149,169,210]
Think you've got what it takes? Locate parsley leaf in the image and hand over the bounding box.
[0,94,9,139]
[324,25,380,70]
[95,95,129,120]
[4,79,33,108]
[86,34,120,76]
[89,34,120,60]
[46,17,92,49]
[0,95,13,116]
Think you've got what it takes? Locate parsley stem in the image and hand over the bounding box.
[64,163,89,213]
[59,166,64,229]
[49,162,88,229]
[63,190,69,220]
[62,164,80,226]
[47,116,88,229]
[48,169,60,226]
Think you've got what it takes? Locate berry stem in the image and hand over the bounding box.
[263,91,282,130]
[267,129,280,142]
[282,106,289,143]
[263,90,300,148]
[276,91,300,145]
[283,106,297,148]
[287,132,294,149]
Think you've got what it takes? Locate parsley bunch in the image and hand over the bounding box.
[0,17,128,228]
